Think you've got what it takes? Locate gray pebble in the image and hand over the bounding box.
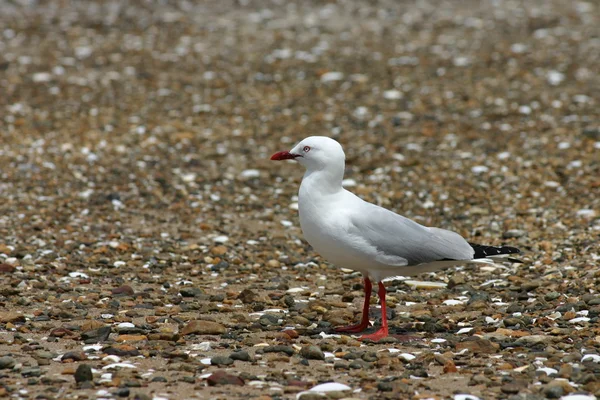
[300,345,324,360]
[0,356,16,369]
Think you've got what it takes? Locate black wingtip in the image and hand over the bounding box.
[469,243,521,259]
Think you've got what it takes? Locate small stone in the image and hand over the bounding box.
[263,345,295,356]
[0,356,16,369]
[300,345,325,360]
[211,245,228,256]
[74,364,93,383]
[181,320,226,335]
[503,229,526,239]
[455,338,498,354]
[61,352,87,362]
[50,327,77,338]
[543,385,564,398]
[207,370,244,386]
[180,287,203,297]
[21,367,42,377]
[0,263,16,273]
[377,381,393,391]
[115,388,130,397]
[238,288,264,304]
[230,351,251,362]
[448,274,466,288]
[116,334,147,342]
[211,356,234,366]
[81,326,111,343]
[111,285,135,296]
[521,281,541,291]
[515,335,554,346]
[501,383,522,394]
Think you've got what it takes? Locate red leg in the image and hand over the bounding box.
[335,277,372,333]
[359,282,388,341]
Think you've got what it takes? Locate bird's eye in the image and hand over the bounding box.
[303,146,311,152]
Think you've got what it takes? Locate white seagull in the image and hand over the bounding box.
[271,136,520,341]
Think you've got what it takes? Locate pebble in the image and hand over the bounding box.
[181,320,226,335]
[74,364,94,383]
[230,351,251,362]
[211,356,234,366]
[262,345,295,357]
[0,356,16,369]
[206,370,244,386]
[300,345,325,360]
[81,326,111,343]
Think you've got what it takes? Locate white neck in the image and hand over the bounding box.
[299,160,345,199]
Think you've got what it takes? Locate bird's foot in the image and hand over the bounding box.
[335,322,371,333]
[359,327,388,342]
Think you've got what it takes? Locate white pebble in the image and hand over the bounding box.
[547,70,565,86]
[32,72,52,82]
[113,261,126,268]
[102,363,136,370]
[308,382,351,392]
[239,169,261,179]
[443,299,464,306]
[569,317,590,324]
[280,220,293,227]
[454,395,482,400]
[320,72,344,82]
[471,165,489,174]
[68,271,89,278]
[213,235,229,243]
[581,354,600,363]
[342,179,356,187]
[398,353,416,361]
[536,367,558,375]
[431,338,447,343]
[576,209,596,218]
[559,395,596,400]
[457,327,473,334]
[383,90,402,100]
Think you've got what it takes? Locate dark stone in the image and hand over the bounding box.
[151,376,168,382]
[543,385,564,398]
[81,326,111,344]
[377,381,394,391]
[263,345,295,356]
[211,356,234,366]
[258,314,281,327]
[111,285,135,296]
[21,368,42,377]
[74,364,93,383]
[283,295,295,308]
[206,370,244,386]
[300,345,324,360]
[115,388,130,397]
[0,356,16,369]
[61,352,87,362]
[230,351,251,362]
[180,287,203,297]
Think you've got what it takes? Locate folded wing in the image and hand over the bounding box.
[347,202,474,267]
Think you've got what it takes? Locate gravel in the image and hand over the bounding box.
[1,0,599,399]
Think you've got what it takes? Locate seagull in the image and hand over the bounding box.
[271,136,521,341]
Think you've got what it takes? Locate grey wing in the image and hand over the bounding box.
[347,202,474,266]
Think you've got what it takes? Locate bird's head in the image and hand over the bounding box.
[270,136,345,171]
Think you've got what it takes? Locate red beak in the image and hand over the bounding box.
[270,151,301,161]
